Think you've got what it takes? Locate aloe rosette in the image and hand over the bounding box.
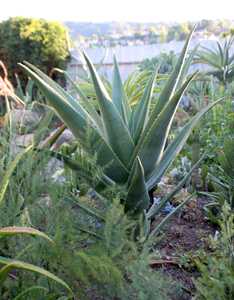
[20,28,222,217]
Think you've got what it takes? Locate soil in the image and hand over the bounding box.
[151,197,216,300]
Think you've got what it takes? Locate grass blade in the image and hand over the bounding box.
[0,145,33,205]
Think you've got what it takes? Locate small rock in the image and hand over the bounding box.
[10,133,34,155]
[10,109,40,129]
[38,195,52,207]
[153,197,175,214]
[51,129,75,150]
[44,157,66,184]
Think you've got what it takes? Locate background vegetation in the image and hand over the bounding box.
[0,17,70,82]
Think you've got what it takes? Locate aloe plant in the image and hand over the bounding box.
[20,29,222,218]
[195,37,234,84]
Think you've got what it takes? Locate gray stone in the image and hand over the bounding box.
[51,129,75,150]
[10,109,40,129]
[44,157,66,184]
[10,133,34,156]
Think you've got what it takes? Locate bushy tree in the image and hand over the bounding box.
[0,17,70,83]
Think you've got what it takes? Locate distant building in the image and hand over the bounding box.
[67,38,221,81]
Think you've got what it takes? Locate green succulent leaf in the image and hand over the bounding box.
[130,66,158,142]
[149,193,195,238]
[137,72,197,178]
[19,63,91,140]
[20,62,129,183]
[126,157,150,214]
[146,97,224,189]
[83,52,135,166]
[149,25,196,121]
[57,69,104,132]
[112,56,131,124]
[147,154,205,219]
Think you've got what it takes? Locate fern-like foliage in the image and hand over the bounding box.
[204,138,234,223]
[195,203,234,300]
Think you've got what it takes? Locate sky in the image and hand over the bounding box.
[0,0,234,23]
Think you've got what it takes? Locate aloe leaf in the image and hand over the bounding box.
[112,56,131,124]
[21,62,90,121]
[42,140,129,185]
[95,140,130,183]
[0,145,33,205]
[130,66,158,142]
[146,97,224,190]
[217,42,224,66]
[125,157,150,214]
[196,47,221,69]
[58,69,104,132]
[0,226,54,244]
[83,52,135,166]
[20,63,129,181]
[149,26,196,121]
[137,73,197,177]
[148,194,195,238]
[36,148,114,186]
[23,62,96,116]
[147,154,205,219]
[21,63,104,138]
[19,63,90,139]
[178,44,199,88]
[0,256,72,293]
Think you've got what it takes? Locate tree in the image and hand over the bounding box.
[167,23,191,42]
[0,17,70,84]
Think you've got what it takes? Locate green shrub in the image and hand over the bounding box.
[204,138,234,223]
[0,17,70,83]
[195,203,234,300]
[139,51,177,75]
[0,111,176,299]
